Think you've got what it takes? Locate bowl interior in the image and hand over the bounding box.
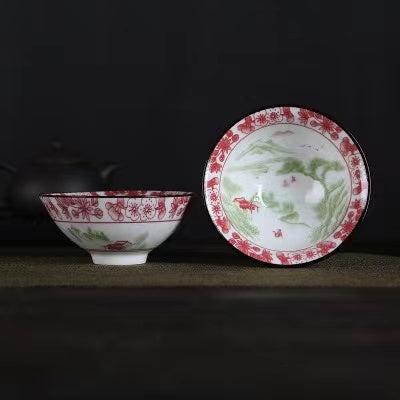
[204,106,369,265]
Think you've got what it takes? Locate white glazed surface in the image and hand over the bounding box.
[55,220,180,251]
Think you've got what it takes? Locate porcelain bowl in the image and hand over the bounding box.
[40,190,192,265]
[204,106,370,265]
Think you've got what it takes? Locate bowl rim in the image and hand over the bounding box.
[40,190,193,199]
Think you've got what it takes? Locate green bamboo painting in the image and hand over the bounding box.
[237,139,292,159]
[270,156,349,241]
[67,226,149,250]
[68,226,110,242]
[221,177,259,238]
[251,191,310,228]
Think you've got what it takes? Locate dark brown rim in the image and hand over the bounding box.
[40,190,193,199]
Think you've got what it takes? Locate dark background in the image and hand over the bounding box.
[0,0,398,252]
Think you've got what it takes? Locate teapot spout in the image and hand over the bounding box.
[100,163,121,182]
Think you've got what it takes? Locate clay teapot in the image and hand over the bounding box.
[0,141,120,216]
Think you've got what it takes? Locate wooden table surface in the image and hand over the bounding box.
[0,249,399,399]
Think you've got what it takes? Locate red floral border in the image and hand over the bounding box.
[204,107,369,265]
[41,194,191,223]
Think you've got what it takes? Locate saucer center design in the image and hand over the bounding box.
[220,123,351,252]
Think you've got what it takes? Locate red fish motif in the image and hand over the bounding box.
[103,241,131,251]
[273,229,283,238]
[233,197,259,213]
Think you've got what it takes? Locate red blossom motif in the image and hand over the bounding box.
[293,253,303,261]
[207,177,220,191]
[212,204,221,215]
[298,108,316,125]
[341,218,356,234]
[42,198,60,219]
[169,196,190,218]
[218,137,232,154]
[210,161,222,173]
[210,192,218,202]
[257,249,273,263]
[264,107,282,123]
[156,198,166,219]
[340,137,358,156]
[106,198,126,221]
[310,115,341,140]
[216,216,230,234]
[125,198,140,221]
[208,131,239,173]
[282,107,294,122]
[316,241,336,255]
[255,112,267,125]
[235,238,251,254]
[56,197,74,219]
[305,250,315,259]
[351,199,362,211]
[55,197,103,221]
[351,156,360,168]
[141,198,157,220]
[237,116,255,134]
[276,252,291,265]
[43,194,190,223]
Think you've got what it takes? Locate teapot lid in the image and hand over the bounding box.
[37,141,87,165]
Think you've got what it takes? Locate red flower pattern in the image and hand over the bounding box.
[156,198,166,219]
[310,115,342,140]
[42,193,190,223]
[298,108,316,125]
[169,196,190,219]
[209,130,239,173]
[255,112,267,125]
[42,198,61,219]
[316,241,336,255]
[238,116,255,134]
[216,216,230,234]
[106,198,126,221]
[54,197,103,221]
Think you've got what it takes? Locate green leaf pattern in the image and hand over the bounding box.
[67,226,149,250]
[221,177,259,238]
[222,138,350,244]
[251,192,310,228]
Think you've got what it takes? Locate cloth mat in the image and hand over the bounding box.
[0,252,398,288]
